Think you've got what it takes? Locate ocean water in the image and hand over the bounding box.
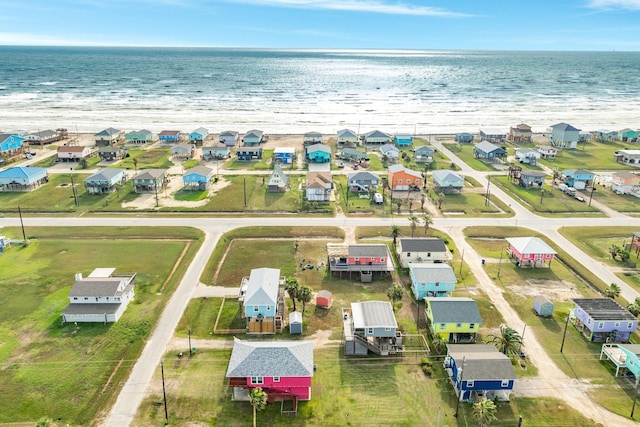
[0,46,639,135]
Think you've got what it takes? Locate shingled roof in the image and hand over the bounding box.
[226,340,314,378]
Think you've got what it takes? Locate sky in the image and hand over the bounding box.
[1,0,640,50]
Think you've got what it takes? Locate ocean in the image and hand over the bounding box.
[1,46,639,135]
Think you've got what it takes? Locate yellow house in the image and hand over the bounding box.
[425,297,483,343]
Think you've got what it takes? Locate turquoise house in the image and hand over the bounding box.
[189,127,209,145]
[394,133,413,146]
[409,264,457,299]
[125,129,154,145]
[601,344,640,378]
[0,134,25,156]
[0,166,48,191]
[305,144,331,163]
[243,130,264,146]
[182,166,213,190]
[241,267,282,334]
[619,129,638,143]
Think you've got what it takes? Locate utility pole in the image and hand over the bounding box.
[485,176,491,207]
[188,327,193,356]
[243,177,247,207]
[155,181,159,208]
[631,376,640,418]
[497,240,505,277]
[17,206,27,242]
[70,175,79,207]
[161,360,169,425]
[560,312,571,353]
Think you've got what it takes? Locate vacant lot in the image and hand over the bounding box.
[0,226,202,425]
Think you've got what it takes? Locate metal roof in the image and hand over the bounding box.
[351,301,398,329]
[409,263,457,284]
[244,267,280,306]
[348,244,390,258]
[84,168,125,182]
[573,298,637,321]
[226,340,314,378]
[506,237,556,255]
[400,238,446,253]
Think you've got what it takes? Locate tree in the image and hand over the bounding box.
[437,192,445,209]
[627,303,640,317]
[605,283,621,299]
[391,224,401,247]
[420,194,426,211]
[35,418,53,427]
[487,325,523,358]
[386,283,403,304]
[552,168,560,186]
[397,200,402,214]
[298,285,312,314]
[610,244,621,260]
[408,199,413,213]
[249,387,268,427]
[408,215,419,237]
[472,398,497,427]
[422,214,433,237]
[285,278,300,312]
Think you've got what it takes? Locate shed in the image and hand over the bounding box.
[289,311,303,334]
[316,290,333,309]
[533,296,554,317]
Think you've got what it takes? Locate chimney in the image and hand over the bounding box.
[75,272,83,281]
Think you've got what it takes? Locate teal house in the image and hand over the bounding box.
[394,133,413,146]
[305,144,331,163]
[182,166,213,190]
[601,344,640,378]
[619,129,638,143]
[0,166,48,191]
[0,134,25,156]
[125,129,154,145]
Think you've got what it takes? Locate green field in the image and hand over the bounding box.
[538,140,634,171]
[0,226,202,425]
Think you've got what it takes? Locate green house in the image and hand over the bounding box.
[425,297,483,343]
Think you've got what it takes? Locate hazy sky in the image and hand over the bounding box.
[1,0,640,50]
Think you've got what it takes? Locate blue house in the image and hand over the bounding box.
[549,123,580,149]
[274,147,296,164]
[0,166,48,191]
[0,134,25,156]
[473,141,507,162]
[414,145,435,163]
[159,130,181,143]
[242,130,264,146]
[455,133,474,143]
[84,168,126,194]
[189,127,209,145]
[479,128,507,144]
[445,344,516,402]
[519,170,546,189]
[182,165,213,190]
[594,129,618,143]
[431,170,464,194]
[219,130,239,147]
[237,147,263,161]
[601,343,640,378]
[305,144,331,163]
[241,267,282,334]
[394,133,413,146]
[562,169,594,189]
[409,263,457,299]
[380,144,400,162]
[619,129,638,143]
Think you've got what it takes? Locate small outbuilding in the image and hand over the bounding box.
[289,311,303,334]
[533,296,554,317]
[316,290,333,309]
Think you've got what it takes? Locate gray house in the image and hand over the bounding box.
[343,301,401,356]
[267,164,289,192]
[519,170,546,189]
[431,170,464,194]
[340,147,366,161]
[474,141,507,162]
[347,171,379,192]
[132,169,168,193]
[414,145,435,163]
[84,168,126,194]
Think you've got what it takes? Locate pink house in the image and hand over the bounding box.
[611,171,640,195]
[226,340,314,407]
[506,237,556,268]
[327,243,394,281]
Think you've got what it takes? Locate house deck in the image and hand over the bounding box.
[600,344,627,376]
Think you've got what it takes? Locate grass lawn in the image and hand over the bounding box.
[428,189,512,217]
[538,140,634,171]
[225,150,274,170]
[333,175,389,217]
[491,175,602,216]
[588,189,640,215]
[133,347,602,426]
[442,143,497,171]
[0,226,203,425]
[174,188,209,201]
[119,148,173,170]
[176,297,223,338]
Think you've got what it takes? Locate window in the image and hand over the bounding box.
[73,297,78,301]
[273,377,280,383]
[435,282,440,287]
[501,379,510,387]
[354,257,360,262]
[440,323,446,330]
[250,377,264,385]
[587,318,592,325]
[254,306,260,312]
[367,328,374,335]
[469,323,475,329]
[397,179,402,183]
[456,323,462,328]
[427,252,431,257]
[384,327,392,332]
[84,297,89,301]
[598,322,604,329]
[614,322,620,328]
[406,252,411,257]
[629,322,634,329]
[466,380,474,388]
[380,257,385,262]
[106,297,109,301]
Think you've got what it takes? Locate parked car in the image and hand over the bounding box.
[352,164,359,170]
[338,162,344,168]
[575,195,585,202]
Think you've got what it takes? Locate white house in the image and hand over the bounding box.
[61,268,136,323]
[514,147,541,165]
[397,238,449,268]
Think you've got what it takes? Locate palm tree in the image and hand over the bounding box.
[408,215,419,237]
[421,214,433,237]
[298,285,312,314]
[420,194,426,211]
[437,192,445,209]
[487,325,523,358]
[605,283,621,299]
[397,200,402,214]
[472,398,497,427]
[391,224,401,247]
[285,278,300,312]
[386,283,403,304]
[249,387,268,427]
[627,303,640,317]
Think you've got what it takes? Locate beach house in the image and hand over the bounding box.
[273,147,296,164]
[363,130,392,145]
[611,171,640,195]
[25,129,63,145]
[84,168,126,194]
[239,267,284,334]
[600,343,640,378]
[305,144,331,163]
[342,301,401,356]
[237,147,263,161]
[594,129,618,143]
[57,145,94,163]
[425,297,482,343]
[125,129,155,145]
[94,128,123,146]
[158,130,182,143]
[549,123,580,149]
[618,129,638,143]
[536,145,558,160]
[202,142,230,160]
[226,340,314,407]
[445,344,516,402]
[614,150,640,167]
[340,147,366,162]
[170,143,194,159]
[347,171,379,192]
[561,169,594,189]
[303,131,323,145]
[506,237,556,268]
[409,263,457,299]
[219,130,239,147]
[189,127,209,145]
[0,134,25,159]
[414,145,435,163]
[305,171,332,201]
[394,133,413,146]
[98,146,128,162]
[397,237,449,268]
[327,243,394,281]
[473,141,507,162]
[514,148,540,165]
[267,164,289,192]
[61,268,136,323]
[519,170,546,189]
[182,166,213,190]
[387,164,423,191]
[380,143,400,162]
[337,129,358,145]
[431,170,464,194]
[455,133,474,143]
[479,128,506,144]
[0,166,49,192]
[508,123,533,143]
[242,130,264,146]
[571,298,638,343]
[132,169,168,193]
